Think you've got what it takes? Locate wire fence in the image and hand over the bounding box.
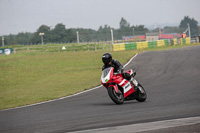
[13,43,113,53]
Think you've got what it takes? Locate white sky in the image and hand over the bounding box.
[0,0,199,35]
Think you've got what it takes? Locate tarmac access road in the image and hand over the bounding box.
[0,45,200,133]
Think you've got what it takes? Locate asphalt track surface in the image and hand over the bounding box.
[0,45,200,133]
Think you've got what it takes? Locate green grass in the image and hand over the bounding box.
[0,50,137,110]
[0,43,199,110]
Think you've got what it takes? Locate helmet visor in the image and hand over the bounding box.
[102,58,111,65]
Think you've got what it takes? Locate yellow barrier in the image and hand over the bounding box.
[173,38,177,45]
[157,40,165,47]
[136,42,148,50]
[112,43,125,51]
[180,37,191,45]
[180,38,183,45]
[185,37,190,44]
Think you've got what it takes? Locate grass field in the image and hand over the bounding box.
[0,43,199,110]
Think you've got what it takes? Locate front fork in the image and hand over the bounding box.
[131,78,145,93]
[131,78,138,87]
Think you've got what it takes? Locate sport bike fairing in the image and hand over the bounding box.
[101,67,135,98]
[101,67,113,84]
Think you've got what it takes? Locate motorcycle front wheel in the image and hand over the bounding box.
[136,84,147,102]
[108,86,124,105]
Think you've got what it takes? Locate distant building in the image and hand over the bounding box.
[122,35,146,40]
[198,26,200,36]
[123,33,182,42]
[159,33,181,39]
[146,33,159,41]
[146,33,182,41]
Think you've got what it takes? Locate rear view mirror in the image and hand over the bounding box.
[132,71,136,77]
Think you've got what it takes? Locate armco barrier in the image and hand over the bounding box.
[173,38,177,45]
[181,38,186,45]
[125,42,137,50]
[181,38,190,45]
[112,38,191,51]
[157,40,165,47]
[148,41,157,48]
[136,41,148,50]
[112,43,125,51]
[164,40,169,46]
[186,38,190,44]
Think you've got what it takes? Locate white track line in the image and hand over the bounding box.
[69,116,200,133]
[0,85,102,112]
[123,53,138,68]
[1,53,139,111]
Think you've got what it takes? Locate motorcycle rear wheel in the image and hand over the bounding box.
[108,86,124,104]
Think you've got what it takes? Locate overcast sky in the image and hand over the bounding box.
[0,0,199,35]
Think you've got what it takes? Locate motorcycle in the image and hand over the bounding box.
[101,67,147,104]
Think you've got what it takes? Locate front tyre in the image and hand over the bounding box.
[108,86,124,104]
[136,84,147,102]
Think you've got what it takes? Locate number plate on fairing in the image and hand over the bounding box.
[123,82,132,93]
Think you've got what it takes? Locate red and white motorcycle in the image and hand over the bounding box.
[101,67,147,104]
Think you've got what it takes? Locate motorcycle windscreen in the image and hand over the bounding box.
[101,67,113,84]
[102,68,112,78]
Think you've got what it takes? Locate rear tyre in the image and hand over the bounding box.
[136,84,147,102]
[108,86,124,104]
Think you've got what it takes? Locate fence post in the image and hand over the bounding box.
[95,43,97,52]
[110,44,113,51]
[42,45,45,52]
[106,44,108,51]
[27,46,30,52]
[58,45,60,53]
[14,48,16,54]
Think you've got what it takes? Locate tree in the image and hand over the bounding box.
[118,18,132,37]
[120,17,130,28]
[50,23,67,42]
[97,25,112,41]
[117,17,149,39]
[31,25,50,44]
[133,25,148,35]
[50,23,76,43]
[179,16,199,37]
[65,28,76,43]
[4,34,16,45]
[16,32,32,44]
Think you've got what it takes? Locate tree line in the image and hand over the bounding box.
[0,16,199,46]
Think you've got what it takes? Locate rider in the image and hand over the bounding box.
[102,53,133,83]
[182,32,187,38]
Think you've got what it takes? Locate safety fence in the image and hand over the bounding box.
[1,38,193,54]
[112,38,191,51]
[11,43,112,54]
[180,37,190,45]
